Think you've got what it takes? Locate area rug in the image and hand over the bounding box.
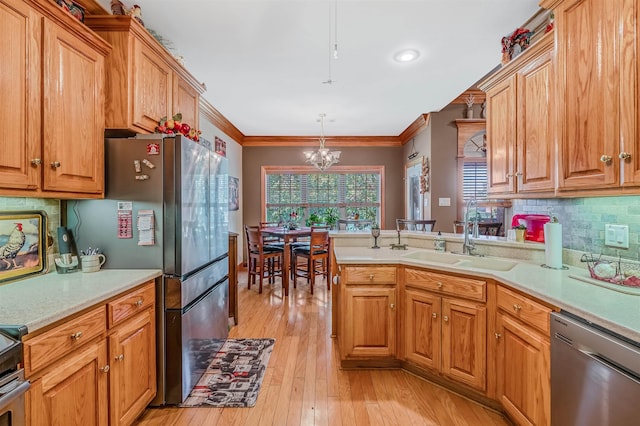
[180,338,276,408]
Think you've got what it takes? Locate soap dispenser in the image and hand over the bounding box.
[434,231,446,252]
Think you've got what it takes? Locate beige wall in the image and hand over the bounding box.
[242,146,404,230]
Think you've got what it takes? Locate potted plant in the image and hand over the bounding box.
[324,209,339,230]
[306,213,322,227]
[514,224,527,242]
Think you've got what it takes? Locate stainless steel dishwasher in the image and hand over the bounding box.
[551,312,640,425]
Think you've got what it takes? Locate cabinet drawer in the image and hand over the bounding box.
[497,286,552,334]
[343,266,396,285]
[108,281,156,328]
[404,268,486,302]
[24,306,106,376]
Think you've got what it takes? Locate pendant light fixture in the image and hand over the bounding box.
[303,114,341,171]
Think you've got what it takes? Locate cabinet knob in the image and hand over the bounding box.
[495,333,502,339]
[31,158,42,165]
[443,315,449,322]
[505,173,513,179]
[115,354,124,362]
[515,172,523,177]
[600,155,613,164]
[619,152,632,160]
[100,365,110,373]
[432,312,437,319]
[436,282,443,288]
[135,299,144,307]
[389,303,395,310]
[513,304,522,312]
[369,274,374,281]
[50,161,61,168]
[70,331,83,340]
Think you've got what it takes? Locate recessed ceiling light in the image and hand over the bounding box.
[394,49,420,63]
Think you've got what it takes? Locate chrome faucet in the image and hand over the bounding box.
[463,198,478,255]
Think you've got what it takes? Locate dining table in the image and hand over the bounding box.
[261,226,312,296]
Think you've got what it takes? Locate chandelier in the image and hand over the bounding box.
[303,113,341,171]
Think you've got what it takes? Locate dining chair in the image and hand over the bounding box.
[245,225,284,294]
[396,219,436,232]
[292,228,330,294]
[259,221,284,247]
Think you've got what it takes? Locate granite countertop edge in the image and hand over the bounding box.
[0,269,163,334]
[333,246,640,343]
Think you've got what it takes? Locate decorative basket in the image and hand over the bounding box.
[580,253,640,287]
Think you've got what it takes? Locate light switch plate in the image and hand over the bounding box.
[438,198,451,207]
[604,224,629,248]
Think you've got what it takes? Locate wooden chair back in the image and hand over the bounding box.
[396,219,436,232]
[337,219,373,231]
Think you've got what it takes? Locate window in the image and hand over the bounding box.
[463,161,488,201]
[262,166,384,225]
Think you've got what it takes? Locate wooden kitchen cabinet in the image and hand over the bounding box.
[495,285,552,426]
[0,0,110,198]
[24,280,156,426]
[479,31,555,197]
[340,266,397,360]
[542,0,640,191]
[403,268,487,391]
[85,16,205,134]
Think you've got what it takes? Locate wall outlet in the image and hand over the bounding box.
[604,224,629,249]
[438,198,451,207]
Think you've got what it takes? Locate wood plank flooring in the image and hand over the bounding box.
[134,271,510,426]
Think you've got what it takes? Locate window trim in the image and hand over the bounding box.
[260,165,386,225]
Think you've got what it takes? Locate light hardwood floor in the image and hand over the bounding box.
[134,271,510,426]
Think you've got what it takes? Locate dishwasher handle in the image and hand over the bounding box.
[579,348,640,386]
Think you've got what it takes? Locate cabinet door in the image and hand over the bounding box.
[555,0,620,190]
[29,339,108,426]
[496,312,550,426]
[42,20,105,194]
[441,298,486,391]
[621,0,640,186]
[404,288,440,370]
[0,0,41,190]
[173,76,200,130]
[342,286,396,358]
[109,308,156,426]
[132,39,172,132]
[516,46,555,193]
[486,74,516,195]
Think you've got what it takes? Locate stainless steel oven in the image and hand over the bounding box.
[0,369,29,426]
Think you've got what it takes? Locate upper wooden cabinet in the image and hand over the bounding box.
[85,16,205,134]
[479,31,555,197]
[0,0,110,198]
[542,0,640,192]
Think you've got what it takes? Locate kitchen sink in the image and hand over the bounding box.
[402,251,462,264]
[455,257,517,271]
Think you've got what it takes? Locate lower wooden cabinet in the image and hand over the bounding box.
[495,286,551,426]
[404,287,487,391]
[29,339,109,425]
[24,281,156,426]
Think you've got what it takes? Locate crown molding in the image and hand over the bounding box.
[199,98,244,144]
[398,114,430,145]
[243,135,402,147]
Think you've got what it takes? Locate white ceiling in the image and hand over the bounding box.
[97,0,540,137]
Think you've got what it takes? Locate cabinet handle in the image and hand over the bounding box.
[31,158,42,165]
[619,152,632,160]
[600,155,612,164]
[432,312,437,319]
[443,315,449,322]
[115,354,124,361]
[50,161,61,168]
[100,365,110,373]
[513,304,522,312]
[436,282,443,288]
[70,331,83,340]
[389,303,395,310]
[495,333,502,339]
[135,299,144,307]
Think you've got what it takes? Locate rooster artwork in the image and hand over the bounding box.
[0,223,26,269]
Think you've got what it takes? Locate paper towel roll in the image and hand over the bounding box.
[544,222,563,268]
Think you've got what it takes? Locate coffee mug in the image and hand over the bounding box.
[81,254,106,273]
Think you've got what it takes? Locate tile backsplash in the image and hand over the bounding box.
[512,196,640,261]
[0,197,60,252]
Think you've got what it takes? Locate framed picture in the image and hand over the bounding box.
[215,136,227,157]
[0,211,47,284]
[229,176,239,211]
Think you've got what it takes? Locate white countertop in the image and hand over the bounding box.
[334,246,640,343]
[0,269,162,334]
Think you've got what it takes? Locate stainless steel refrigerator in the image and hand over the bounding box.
[67,134,229,405]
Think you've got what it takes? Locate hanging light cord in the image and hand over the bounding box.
[333,0,339,59]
